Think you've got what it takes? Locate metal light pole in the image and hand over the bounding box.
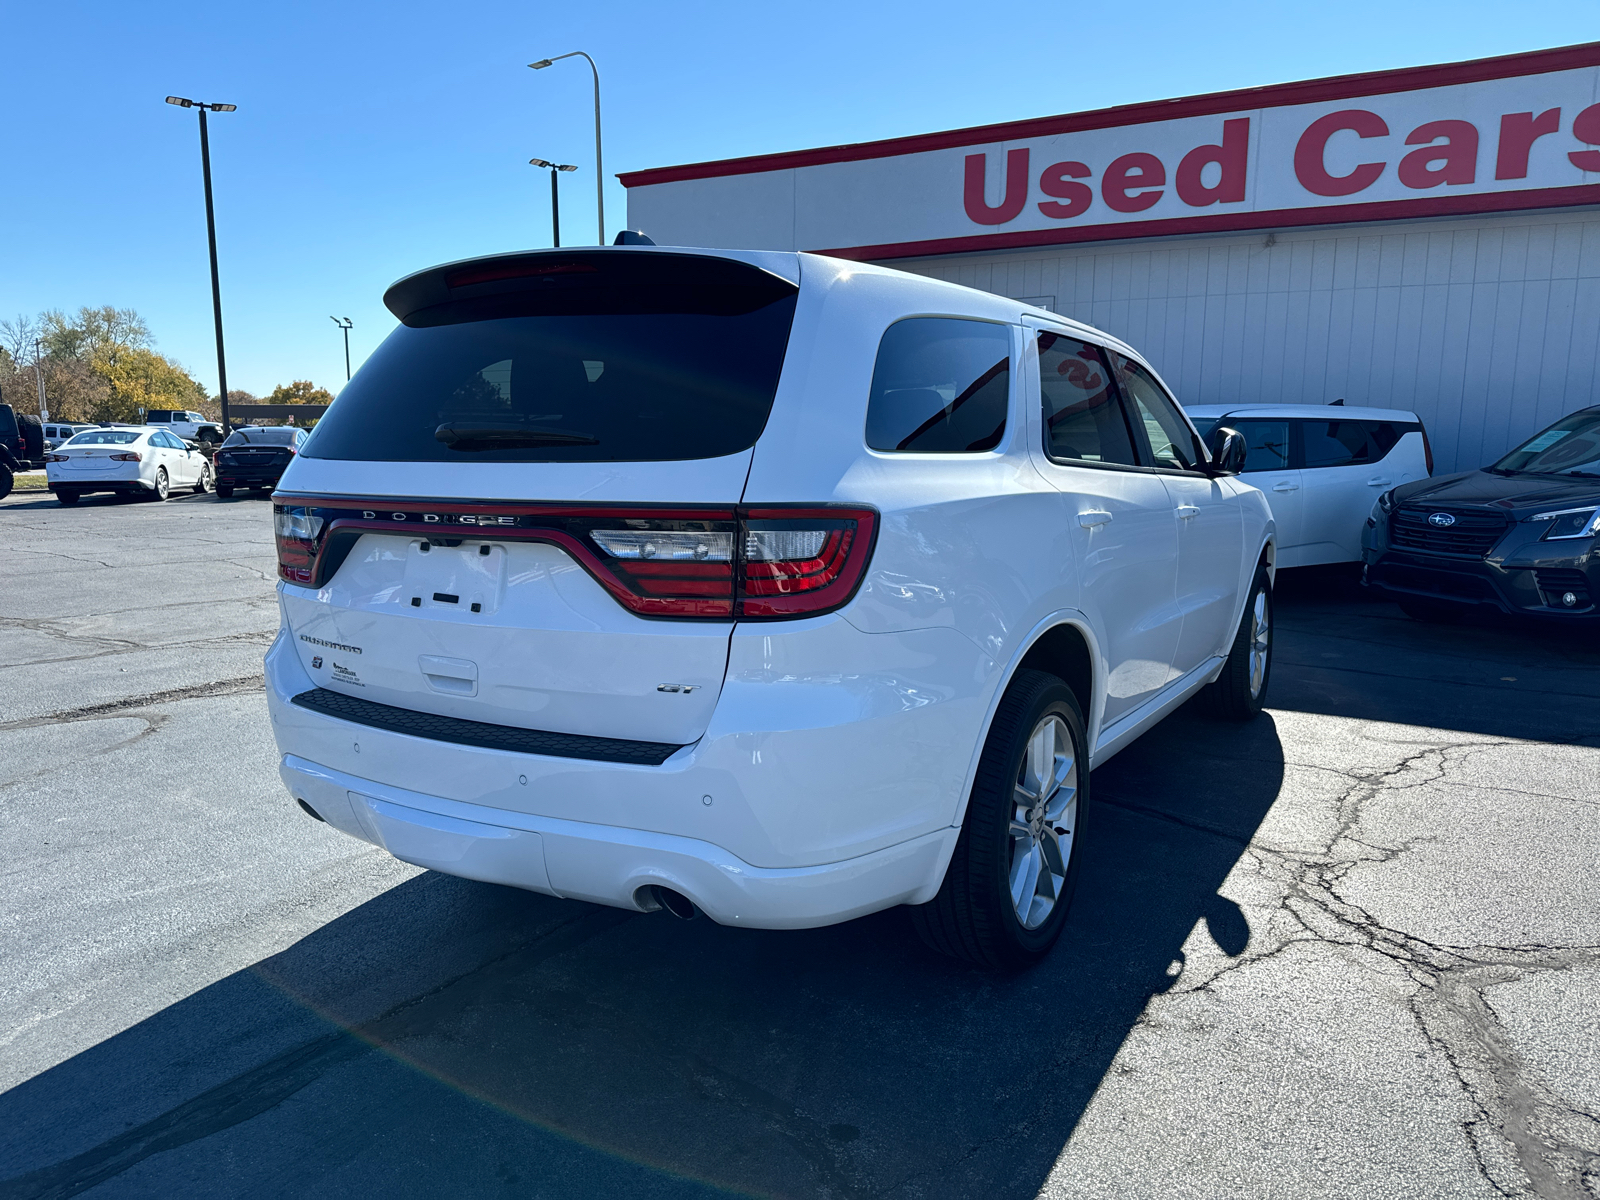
[528,53,605,245]
[529,159,578,246]
[329,316,353,381]
[165,95,237,431]
[31,339,47,421]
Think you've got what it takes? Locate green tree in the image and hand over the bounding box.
[93,347,207,422]
[267,380,335,406]
[41,306,151,364]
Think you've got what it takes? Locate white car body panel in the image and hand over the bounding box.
[1187,403,1428,567]
[267,250,1273,928]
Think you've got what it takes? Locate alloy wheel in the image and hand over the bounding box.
[1008,713,1078,930]
[1248,588,1270,698]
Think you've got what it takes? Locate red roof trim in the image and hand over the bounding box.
[618,42,1600,189]
[814,185,1600,262]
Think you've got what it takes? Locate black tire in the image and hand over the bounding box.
[150,468,169,502]
[57,491,79,506]
[1399,598,1463,624]
[1201,565,1273,720]
[216,485,234,498]
[0,468,11,500]
[912,669,1088,970]
[193,463,212,494]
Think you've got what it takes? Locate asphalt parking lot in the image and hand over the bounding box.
[2,486,1598,1200]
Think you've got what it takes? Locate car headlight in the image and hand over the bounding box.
[1369,489,1396,525]
[1528,506,1600,540]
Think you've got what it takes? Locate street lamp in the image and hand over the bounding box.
[529,159,578,247]
[165,95,238,432]
[528,53,605,245]
[329,316,353,381]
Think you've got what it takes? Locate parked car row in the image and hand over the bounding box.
[39,424,306,504]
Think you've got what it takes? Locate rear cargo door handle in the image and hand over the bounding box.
[1078,510,1112,528]
[419,655,478,697]
[1176,505,1200,521]
[1367,477,1392,487]
[1271,482,1300,493]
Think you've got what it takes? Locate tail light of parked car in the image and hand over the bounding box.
[273,500,877,619]
[44,453,68,463]
[110,452,143,462]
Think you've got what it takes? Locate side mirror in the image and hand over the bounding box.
[1205,427,1247,476]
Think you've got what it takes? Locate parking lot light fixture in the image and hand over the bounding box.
[329,316,353,381]
[165,94,238,432]
[529,158,579,247]
[528,52,605,245]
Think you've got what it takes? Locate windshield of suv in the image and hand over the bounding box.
[1492,411,1600,477]
[66,430,141,445]
[301,256,798,463]
[223,427,298,447]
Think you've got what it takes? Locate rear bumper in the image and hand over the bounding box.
[280,754,953,929]
[264,607,991,927]
[48,477,152,495]
[216,467,287,487]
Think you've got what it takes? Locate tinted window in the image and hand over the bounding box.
[1037,332,1137,466]
[1226,420,1292,472]
[67,430,141,445]
[1113,355,1203,471]
[865,318,1010,453]
[304,254,798,464]
[224,427,298,447]
[1303,420,1372,468]
[0,407,17,439]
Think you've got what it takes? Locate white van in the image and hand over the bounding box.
[266,248,1273,968]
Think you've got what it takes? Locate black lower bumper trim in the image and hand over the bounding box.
[289,687,685,765]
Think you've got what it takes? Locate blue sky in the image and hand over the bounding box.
[3,1,1597,398]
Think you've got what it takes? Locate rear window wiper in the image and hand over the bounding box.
[435,422,599,450]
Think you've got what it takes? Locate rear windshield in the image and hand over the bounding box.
[223,427,298,447]
[67,430,141,445]
[302,254,799,463]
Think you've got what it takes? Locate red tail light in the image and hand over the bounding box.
[44,453,68,463]
[110,452,143,462]
[272,499,877,619]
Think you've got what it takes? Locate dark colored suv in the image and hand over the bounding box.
[213,426,308,497]
[0,402,44,498]
[1364,406,1600,622]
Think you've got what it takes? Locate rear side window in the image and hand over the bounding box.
[866,318,1010,453]
[303,253,798,463]
[1302,420,1372,467]
[1037,332,1137,466]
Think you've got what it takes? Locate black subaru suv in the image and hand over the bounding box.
[1364,406,1600,622]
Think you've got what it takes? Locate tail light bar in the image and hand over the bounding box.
[272,498,877,620]
[110,452,143,462]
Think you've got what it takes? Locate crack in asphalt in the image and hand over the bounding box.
[0,909,633,1200]
[1156,738,1600,1199]
[0,676,265,734]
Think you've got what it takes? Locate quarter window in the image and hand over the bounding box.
[865,318,1010,453]
[1112,355,1204,471]
[1037,332,1138,467]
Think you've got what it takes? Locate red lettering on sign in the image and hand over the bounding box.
[964,149,1030,225]
[1570,104,1600,173]
[1176,118,1250,207]
[1038,161,1093,220]
[1398,120,1478,189]
[1294,110,1389,196]
[1102,153,1165,213]
[1495,109,1561,180]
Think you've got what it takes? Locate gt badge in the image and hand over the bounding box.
[657,684,701,694]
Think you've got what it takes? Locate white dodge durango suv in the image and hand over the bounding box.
[266,248,1274,967]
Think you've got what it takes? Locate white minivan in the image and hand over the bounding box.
[266,248,1274,967]
[1185,404,1431,568]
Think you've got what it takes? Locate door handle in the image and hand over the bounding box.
[1271,482,1300,493]
[1176,505,1200,521]
[1078,511,1112,528]
[1366,477,1391,487]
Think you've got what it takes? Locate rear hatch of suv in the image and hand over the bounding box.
[272,249,804,750]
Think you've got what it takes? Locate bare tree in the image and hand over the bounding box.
[0,314,40,364]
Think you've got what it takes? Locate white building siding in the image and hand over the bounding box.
[888,209,1600,475]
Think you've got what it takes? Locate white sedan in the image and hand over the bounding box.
[45,427,212,506]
